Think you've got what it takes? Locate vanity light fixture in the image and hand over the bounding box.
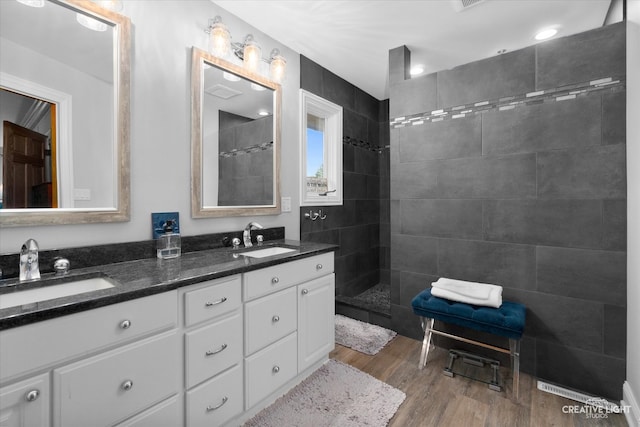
[534,27,558,41]
[205,16,287,83]
[208,16,231,57]
[16,0,45,7]
[76,0,122,32]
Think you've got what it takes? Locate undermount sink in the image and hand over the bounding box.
[240,246,296,258]
[0,276,116,310]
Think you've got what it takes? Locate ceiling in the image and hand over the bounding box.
[213,0,615,100]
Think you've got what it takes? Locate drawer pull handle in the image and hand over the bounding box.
[121,380,133,391]
[301,289,309,295]
[316,263,323,270]
[206,396,228,412]
[272,315,280,322]
[205,297,227,307]
[272,365,280,374]
[25,390,39,402]
[271,277,279,284]
[120,320,132,329]
[205,343,228,356]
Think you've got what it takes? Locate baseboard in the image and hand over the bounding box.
[623,381,640,427]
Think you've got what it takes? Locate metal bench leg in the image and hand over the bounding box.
[419,317,435,369]
[509,338,520,400]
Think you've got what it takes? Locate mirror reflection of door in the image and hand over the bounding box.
[1,88,57,208]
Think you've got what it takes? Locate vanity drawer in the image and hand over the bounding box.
[243,252,334,300]
[53,330,179,427]
[186,364,243,427]
[0,291,177,382]
[115,395,179,427]
[184,275,241,327]
[185,312,242,389]
[245,332,297,409]
[244,287,297,356]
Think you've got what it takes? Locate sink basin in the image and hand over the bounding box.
[0,276,116,310]
[240,247,296,258]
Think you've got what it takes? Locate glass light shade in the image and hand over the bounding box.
[95,0,123,11]
[16,0,45,7]
[76,13,108,31]
[208,17,230,57]
[269,50,286,83]
[243,35,261,72]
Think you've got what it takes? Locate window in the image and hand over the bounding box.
[299,89,342,206]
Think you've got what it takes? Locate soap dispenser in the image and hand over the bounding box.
[157,219,181,259]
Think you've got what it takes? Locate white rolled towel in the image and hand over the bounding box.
[431,277,503,308]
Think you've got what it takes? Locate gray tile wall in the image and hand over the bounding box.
[299,56,390,299]
[388,22,626,400]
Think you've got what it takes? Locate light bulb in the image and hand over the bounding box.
[208,16,230,57]
[243,35,261,72]
[269,49,286,83]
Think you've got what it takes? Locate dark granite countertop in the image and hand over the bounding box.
[0,240,337,330]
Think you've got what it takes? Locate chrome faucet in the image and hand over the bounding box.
[243,222,263,248]
[19,238,41,281]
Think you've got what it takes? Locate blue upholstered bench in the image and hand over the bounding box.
[411,288,526,398]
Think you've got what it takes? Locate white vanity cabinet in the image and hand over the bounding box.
[181,275,244,427]
[0,291,179,427]
[0,373,50,427]
[0,249,336,427]
[242,252,335,414]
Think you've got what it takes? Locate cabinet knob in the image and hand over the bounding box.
[205,297,227,307]
[301,289,309,295]
[271,277,279,284]
[25,389,39,402]
[272,365,280,374]
[272,315,280,322]
[119,319,132,329]
[121,380,134,391]
[205,343,228,356]
[206,396,228,412]
[316,263,323,270]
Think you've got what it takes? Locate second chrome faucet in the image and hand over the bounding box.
[243,222,263,248]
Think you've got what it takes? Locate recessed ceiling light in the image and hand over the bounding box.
[258,110,270,116]
[535,28,558,41]
[410,65,425,76]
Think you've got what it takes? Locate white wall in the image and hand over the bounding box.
[626,0,640,424]
[0,1,301,253]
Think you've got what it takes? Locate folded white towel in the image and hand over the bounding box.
[431,278,503,308]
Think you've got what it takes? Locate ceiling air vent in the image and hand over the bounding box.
[205,84,242,100]
[452,0,486,12]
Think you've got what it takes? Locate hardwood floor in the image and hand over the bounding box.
[330,336,628,427]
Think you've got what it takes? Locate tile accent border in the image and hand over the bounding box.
[390,76,626,129]
[219,141,273,158]
[343,135,387,153]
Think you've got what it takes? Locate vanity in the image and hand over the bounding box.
[0,241,336,426]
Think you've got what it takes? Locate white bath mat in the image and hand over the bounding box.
[335,314,397,355]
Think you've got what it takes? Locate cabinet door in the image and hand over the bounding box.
[298,274,335,372]
[0,373,49,427]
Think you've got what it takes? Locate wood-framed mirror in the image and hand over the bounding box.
[191,47,281,218]
[0,0,130,227]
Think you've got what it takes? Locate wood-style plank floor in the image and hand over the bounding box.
[330,335,628,427]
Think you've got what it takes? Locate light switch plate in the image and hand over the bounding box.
[281,197,291,212]
[151,212,180,239]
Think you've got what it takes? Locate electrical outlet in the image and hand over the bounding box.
[151,212,180,239]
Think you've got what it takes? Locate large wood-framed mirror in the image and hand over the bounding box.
[0,0,130,227]
[191,47,281,218]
